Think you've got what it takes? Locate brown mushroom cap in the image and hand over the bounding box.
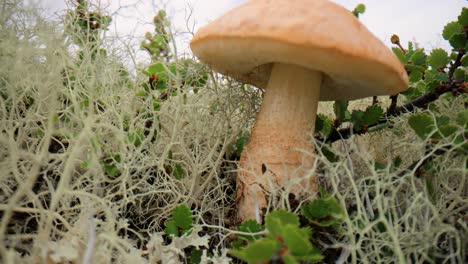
[190,0,409,101]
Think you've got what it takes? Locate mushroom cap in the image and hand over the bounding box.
[190,0,409,101]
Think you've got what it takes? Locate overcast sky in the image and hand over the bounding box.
[39,0,466,65]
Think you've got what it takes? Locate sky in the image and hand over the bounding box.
[38,0,467,65]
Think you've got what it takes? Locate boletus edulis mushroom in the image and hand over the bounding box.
[190,0,409,222]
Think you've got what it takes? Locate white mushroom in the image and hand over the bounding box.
[191,0,408,222]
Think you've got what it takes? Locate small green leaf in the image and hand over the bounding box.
[301,199,330,219]
[427,48,450,69]
[282,254,299,264]
[238,220,264,241]
[462,55,468,67]
[297,249,324,263]
[393,156,402,169]
[408,113,436,139]
[172,204,192,229]
[374,161,387,171]
[333,100,349,122]
[282,225,313,256]
[409,71,423,82]
[351,110,365,131]
[456,110,468,127]
[425,69,449,83]
[392,48,406,64]
[173,163,185,180]
[449,33,467,50]
[453,67,466,80]
[436,115,450,127]
[410,49,427,65]
[128,129,144,147]
[315,114,333,136]
[405,64,426,73]
[439,124,458,137]
[147,63,165,76]
[458,7,468,26]
[442,21,462,40]
[363,105,384,126]
[135,90,148,97]
[402,86,421,100]
[265,210,300,235]
[190,249,202,264]
[164,219,179,237]
[230,238,280,264]
[102,155,121,178]
[321,145,339,163]
[301,196,344,226]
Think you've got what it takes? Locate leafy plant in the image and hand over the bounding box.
[301,195,345,227]
[230,210,323,264]
[164,204,193,238]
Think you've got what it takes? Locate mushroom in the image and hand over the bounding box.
[190,0,408,222]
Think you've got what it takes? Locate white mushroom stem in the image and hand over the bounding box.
[237,62,322,221]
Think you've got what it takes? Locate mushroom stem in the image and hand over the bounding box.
[237,62,321,221]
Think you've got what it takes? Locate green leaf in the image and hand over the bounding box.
[135,90,148,97]
[462,55,468,67]
[147,63,165,76]
[425,69,449,83]
[128,129,144,147]
[456,110,468,127]
[427,48,449,69]
[392,47,406,64]
[408,113,436,140]
[449,33,467,50]
[173,163,185,180]
[315,114,333,136]
[229,238,280,264]
[301,197,344,226]
[410,50,427,66]
[436,115,450,127]
[442,21,462,40]
[102,155,121,178]
[351,110,365,131]
[409,71,423,82]
[282,254,299,264]
[282,225,313,256]
[458,7,468,26]
[333,100,350,122]
[297,249,324,263]
[321,145,339,163]
[265,210,300,235]
[453,67,466,80]
[238,220,264,241]
[374,161,387,171]
[405,64,426,73]
[301,199,330,219]
[439,124,458,137]
[172,204,192,229]
[190,249,202,264]
[393,156,402,169]
[363,105,384,126]
[164,219,179,237]
[147,62,172,82]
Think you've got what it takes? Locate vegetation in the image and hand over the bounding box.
[0,0,466,263]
